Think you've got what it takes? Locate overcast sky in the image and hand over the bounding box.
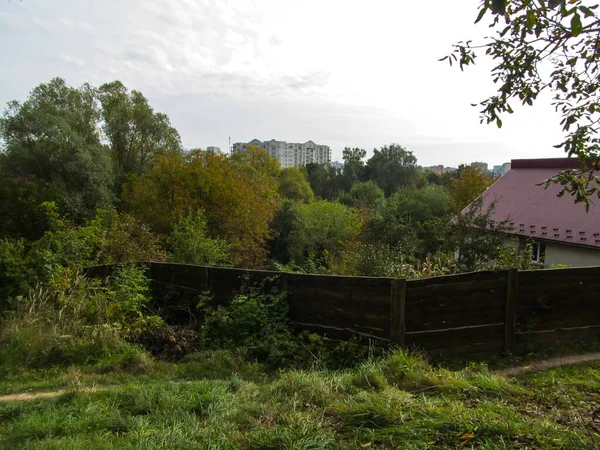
[1,0,567,167]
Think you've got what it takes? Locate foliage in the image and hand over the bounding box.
[449,166,494,212]
[364,143,418,196]
[287,200,363,264]
[303,162,342,200]
[199,277,299,366]
[124,150,280,267]
[330,242,457,279]
[168,210,231,266]
[444,0,600,207]
[93,208,167,264]
[98,81,182,189]
[278,167,315,203]
[451,197,514,271]
[341,147,367,191]
[340,180,385,210]
[367,185,451,257]
[0,78,114,223]
[231,145,281,178]
[0,265,158,373]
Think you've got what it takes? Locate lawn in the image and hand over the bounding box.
[1,350,599,449]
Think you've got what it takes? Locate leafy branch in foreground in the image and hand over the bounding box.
[442,0,600,208]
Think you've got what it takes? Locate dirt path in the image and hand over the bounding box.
[498,352,600,377]
[2,353,600,403]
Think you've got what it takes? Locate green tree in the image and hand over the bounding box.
[231,145,281,178]
[168,210,231,266]
[448,166,494,212]
[124,150,280,267]
[341,180,385,210]
[287,200,362,263]
[98,81,182,187]
[367,185,451,257]
[341,147,367,191]
[0,78,114,223]
[278,167,314,203]
[364,144,418,196]
[444,0,600,207]
[303,163,342,200]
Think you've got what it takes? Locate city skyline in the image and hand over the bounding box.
[1,1,567,167]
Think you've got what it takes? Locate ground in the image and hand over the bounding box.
[1,350,599,449]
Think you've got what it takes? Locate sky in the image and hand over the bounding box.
[0,0,568,168]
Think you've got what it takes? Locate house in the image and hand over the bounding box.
[467,158,600,268]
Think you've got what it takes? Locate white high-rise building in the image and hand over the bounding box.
[206,146,221,153]
[232,139,331,168]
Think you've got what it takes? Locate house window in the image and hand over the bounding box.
[531,242,546,263]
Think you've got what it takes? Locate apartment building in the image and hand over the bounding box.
[232,139,331,168]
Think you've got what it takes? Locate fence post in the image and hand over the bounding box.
[390,278,406,345]
[201,266,209,292]
[504,269,518,353]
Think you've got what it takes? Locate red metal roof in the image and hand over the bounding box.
[472,158,600,249]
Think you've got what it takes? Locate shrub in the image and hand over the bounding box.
[0,265,160,373]
[167,210,231,266]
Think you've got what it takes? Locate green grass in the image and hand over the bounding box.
[1,350,599,449]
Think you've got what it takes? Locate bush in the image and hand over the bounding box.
[199,276,300,366]
[0,265,160,374]
[167,210,231,266]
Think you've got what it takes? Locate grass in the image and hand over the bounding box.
[1,349,599,449]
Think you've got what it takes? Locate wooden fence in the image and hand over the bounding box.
[85,263,600,356]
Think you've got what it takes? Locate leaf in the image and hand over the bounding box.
[475,5,489,23]
[579,6,594,17]
[571,13,583,36]
[526,10,537,28]
[491,0,506,14]
[496,117,503,128]
[460,432,475,441]
[548,0,563,8]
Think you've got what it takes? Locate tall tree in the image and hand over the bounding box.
[98,81,182,186]
[230,145,281,178]
[364,144,418,196]
[341,147,367,191]
[0,78,114,225]
[278,167,314,203]
[303,163,342,200]
[448,166,494,212]
[444,0,600,207]
[124,150,280,267]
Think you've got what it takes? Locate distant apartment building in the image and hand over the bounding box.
[470,161,489,173]
[424,165,444,175]
[503,162,511,174]
[492,165,503,177]
[444,167,457,174]
[232,139,331,168]
[206,146,221,153]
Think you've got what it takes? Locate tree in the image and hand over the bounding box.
[287,200,362,263]
[367,185,451,256]
[341,147,367,191]
[303,163,342,200]
[444,0,600,207]
[343,180,385,209]
[168,210,231,266]
[364,144,418,196]
[231,145,281,178]
[448,166,494,212]
[0,78,114,223]
[98,81,182,187]
[124,150,280,267]
[278,167,314,203]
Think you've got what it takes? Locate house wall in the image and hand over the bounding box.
[544,242,600,268]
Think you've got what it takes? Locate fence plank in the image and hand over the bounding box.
[390,278,406,345]
[504,269,518,353]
